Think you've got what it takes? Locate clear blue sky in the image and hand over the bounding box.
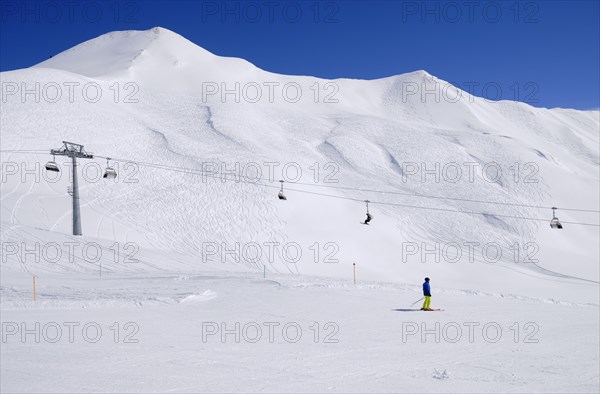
[1,0,598,109]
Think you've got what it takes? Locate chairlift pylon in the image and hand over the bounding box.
[550,207,563,229]
[45,154,60,173]
[103,158,117,179]
[278,180,287,200]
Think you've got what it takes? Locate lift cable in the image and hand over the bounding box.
[94,154,600,215]
[2,149,599,226]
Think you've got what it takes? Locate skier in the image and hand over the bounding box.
[363,212,372,225]
[421,277,432,311]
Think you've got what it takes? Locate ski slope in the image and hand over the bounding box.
[1,27,599,393]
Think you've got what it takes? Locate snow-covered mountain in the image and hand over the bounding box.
[1,27,599,302]
[2,26,599,394]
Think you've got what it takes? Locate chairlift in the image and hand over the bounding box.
[550,207,563,229]
[278,180,287,200]
[45,155,60,173]
[103,158,117,179]
[362,200,373,225]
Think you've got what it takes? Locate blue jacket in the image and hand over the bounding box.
[423,281,431,297]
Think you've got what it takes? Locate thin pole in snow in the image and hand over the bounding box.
[263,265,266,279]
[353,263,356,285]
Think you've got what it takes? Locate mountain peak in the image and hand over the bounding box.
[33,26,221,79]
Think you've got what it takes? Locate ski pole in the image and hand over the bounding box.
[410,297,424,307]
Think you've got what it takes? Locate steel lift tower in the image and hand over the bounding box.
[48,141,94,236]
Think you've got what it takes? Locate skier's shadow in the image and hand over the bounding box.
[391,308,421,312]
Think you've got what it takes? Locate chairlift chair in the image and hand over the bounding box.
[550,207,563,229]
[363,200,373,225]
[45,155,60,173]
[103,158,117,179]
[278,180,287,200]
